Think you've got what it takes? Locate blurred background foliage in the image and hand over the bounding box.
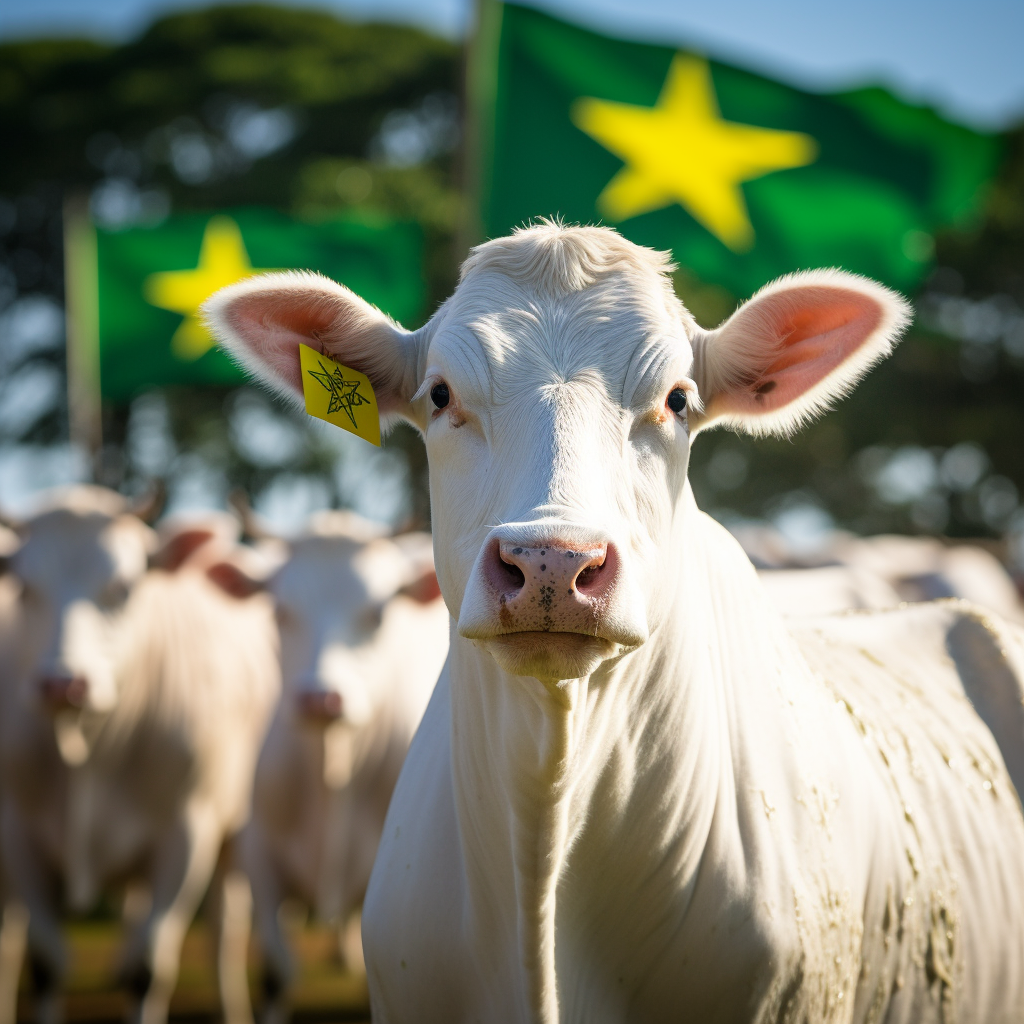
[0,1,1022,548]
[0,3,461,527]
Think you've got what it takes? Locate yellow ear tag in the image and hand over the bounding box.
[299,343,381,446]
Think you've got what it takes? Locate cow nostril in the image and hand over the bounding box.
[498,553,526,590]
[39,676,89,712]
[297,690,344,722]
[65,678,88,708]
[573,548,610,596]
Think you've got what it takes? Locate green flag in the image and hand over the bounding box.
[476,2,1000,297]
[69,208,423,404]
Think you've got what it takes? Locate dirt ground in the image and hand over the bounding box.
[14,918,369,1024]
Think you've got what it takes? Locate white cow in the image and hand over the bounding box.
[215,512,447,1022]
[205,224,1024,1024]
[738,523,1024,622]
[757,564,903,616]
[832,533,1024,623]
[0,487,156,1024]
[0,489,278,1024]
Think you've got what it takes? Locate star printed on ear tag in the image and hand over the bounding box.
[299,343,381,446]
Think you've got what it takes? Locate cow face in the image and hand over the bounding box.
[206,224,908,685]
[5,489,156,757]
[258,518,439,732]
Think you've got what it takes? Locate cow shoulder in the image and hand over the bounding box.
[362,669,466,1021]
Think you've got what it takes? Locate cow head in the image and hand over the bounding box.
[2,487,158,761]
[205,223,908,685]
[209,512,440,737]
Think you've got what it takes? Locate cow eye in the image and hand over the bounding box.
[102,579,129,604]
[667,388,688,414]
[430,382,450,409]
[360,604,385,633]
[97,579,130,610]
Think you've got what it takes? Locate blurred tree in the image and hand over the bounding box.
[0,5,1022,548]
[0,4,460,525]
[684,125,1024,548]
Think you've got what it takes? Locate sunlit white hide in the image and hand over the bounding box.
[204,224,1024,1024]
[221,512,447,1023]
[832,533,1024,623]
[0,488,156,1024]
[0,491,279,1024]
[742,525,1024,622]
[756,563,907,617]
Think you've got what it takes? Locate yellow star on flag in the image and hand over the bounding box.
[571,54,818,252]
[144,215,269,361]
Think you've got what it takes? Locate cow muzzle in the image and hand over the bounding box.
[296,689,344,725]
[458,528,648,681]
[38,675,89,713]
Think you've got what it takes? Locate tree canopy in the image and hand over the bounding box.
[0,3,1021,546]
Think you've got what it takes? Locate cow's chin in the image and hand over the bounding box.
[482,632,617,682]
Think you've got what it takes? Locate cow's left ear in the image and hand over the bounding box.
[689,270,911,437]
[398,567,443,604]
[202,272,425,428]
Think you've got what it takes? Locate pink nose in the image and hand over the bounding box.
[483,538,615,633]
[297,690,344,723]
[39,676,88,712]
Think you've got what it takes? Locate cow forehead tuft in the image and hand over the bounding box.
[430,277,694,407]
[435,226,696,386]
[460,222,679,303]
[305,509,388,543]
[25,484,127,521]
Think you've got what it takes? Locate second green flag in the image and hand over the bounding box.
[477,2,999,297]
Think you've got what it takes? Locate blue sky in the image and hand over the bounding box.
[2,0,1022,129]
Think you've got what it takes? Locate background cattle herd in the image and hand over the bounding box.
[1,480,1021,1024]
[0,486,447,1024]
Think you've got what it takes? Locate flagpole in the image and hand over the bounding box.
[63,194,102,477]
[458,0,503,259]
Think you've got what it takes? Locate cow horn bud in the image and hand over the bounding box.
[129,479,167,524]
[228,489,277,542]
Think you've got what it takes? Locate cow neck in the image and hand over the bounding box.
[446,488,773,1023]
[449,639,595,1022]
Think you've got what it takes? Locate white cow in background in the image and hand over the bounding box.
[833,533,1024,622]
[0,487,157,1024]
[206,224,1024,1024]
[738,523,1024,622]
[213,511,447,1024]
[756,563,904,616]
[0,488,279,1024]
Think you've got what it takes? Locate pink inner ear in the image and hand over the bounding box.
[726,287,882,416]
[226,289,343,396]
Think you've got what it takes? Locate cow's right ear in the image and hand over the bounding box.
[206,562,267,600]
[202,272,424,428]
[151,529,216,572]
